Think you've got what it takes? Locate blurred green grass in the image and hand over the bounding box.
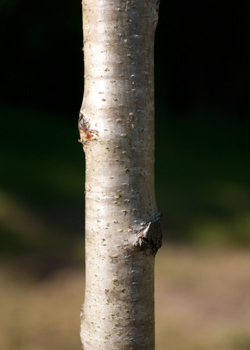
[0,103,250,263]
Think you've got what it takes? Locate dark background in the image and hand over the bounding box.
[1,0,250,116]
[1,0,250,267]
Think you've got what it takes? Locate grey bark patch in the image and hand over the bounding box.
[134,212,162,255]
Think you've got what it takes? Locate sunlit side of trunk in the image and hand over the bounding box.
[79,1,161,349]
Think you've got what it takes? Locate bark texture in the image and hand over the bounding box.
[79,1,161,349]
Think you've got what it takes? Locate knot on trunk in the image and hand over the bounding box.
[78,112,99,146]
[134,212,162,255]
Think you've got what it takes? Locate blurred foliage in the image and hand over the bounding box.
[155,111,250,246]
[0,103,85,264]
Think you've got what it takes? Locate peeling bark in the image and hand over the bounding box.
[79,0,161,349]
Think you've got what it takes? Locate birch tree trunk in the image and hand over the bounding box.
[78,1,161,349]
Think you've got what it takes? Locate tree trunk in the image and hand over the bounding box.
[78,1,161,349]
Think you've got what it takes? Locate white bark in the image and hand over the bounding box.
[79,1,161,349]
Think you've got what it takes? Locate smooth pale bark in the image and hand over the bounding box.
[78,1,161,349]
